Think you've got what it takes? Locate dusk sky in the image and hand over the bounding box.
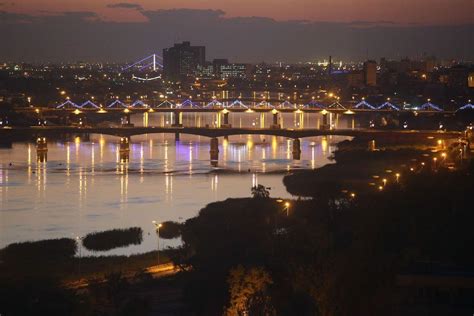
[3,0,473,24]
[1,1,473,62]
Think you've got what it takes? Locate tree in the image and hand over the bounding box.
[225,266,275,316]
[251,185,270,199]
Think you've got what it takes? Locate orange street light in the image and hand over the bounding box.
[152,221,163,266]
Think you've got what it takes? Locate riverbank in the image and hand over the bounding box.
[283,136,453,196]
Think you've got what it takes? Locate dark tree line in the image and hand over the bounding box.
[172,162,474,315]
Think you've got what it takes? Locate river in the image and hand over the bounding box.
[0,113,352,255]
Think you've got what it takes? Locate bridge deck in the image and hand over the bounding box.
[14,107,454,114]
[0,126,462,140]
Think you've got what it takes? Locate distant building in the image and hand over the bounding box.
[441,65,472,90]
[346,71,364,88]
[196,63,214,79]
[363,60,377,86]
[163,41,206,80]
[380,57,436,74]
[423,56,437,73]
[469,72,474,88]
[220,64,249,79]
[212,59,229,76]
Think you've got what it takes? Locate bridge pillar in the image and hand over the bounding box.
[271,109,280,129]
[210,137,219,167]
[74,114,87,127]
[36,137,48,162]
[292,138,301,160]
[59,113,70,126]
[462,140,471,159]
[172,111,183,127]
[121,113,131,126]
[221,110,231,128]
[119,137,130,162]
[368,140,376,152]
[321,111,330,130]
[466,127,474,142]
[348,116,355,129]
[369,114,376,128]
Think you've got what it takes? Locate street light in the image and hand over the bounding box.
[76,236,83,276]
[152,221,162,266]
[284,202,290,216]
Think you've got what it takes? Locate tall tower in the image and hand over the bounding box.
[363,60,377,86]
[163,41,206,80]
[328,55,333,75]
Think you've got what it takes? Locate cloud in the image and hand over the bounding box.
[0,8,473,63]
[107,2,143,11]
[0,10,34,23]
[48,11,100,23]
[348,20,397,28]
[0,10,100,24]
[141,8,224,22]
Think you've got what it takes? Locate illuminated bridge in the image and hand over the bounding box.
[0,126,466,164]
[122,54,163,81]
[39,98,463,113]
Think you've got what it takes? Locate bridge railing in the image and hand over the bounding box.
[48,98,471,113]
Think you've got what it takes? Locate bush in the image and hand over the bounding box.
[158,221,183,239]
[0,238,76,264]
[83,227,143,251]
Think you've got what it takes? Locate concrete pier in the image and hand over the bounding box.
[292,138,301,160]
[36,137,48,162]
[119,137,130,162]
[210,137,219,167]
[271,109,280,129]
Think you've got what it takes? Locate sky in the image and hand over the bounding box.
[3,0,474,25]
[0,1,473,62]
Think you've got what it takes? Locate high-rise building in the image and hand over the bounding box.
[328,56,333,75]
[363,60,377,86]
[163,41,206,80]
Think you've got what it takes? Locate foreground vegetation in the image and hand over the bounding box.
[82,227,143,251]
[172,161,474,315]
[0,243,171,280]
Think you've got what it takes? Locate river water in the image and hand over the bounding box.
[0,113,352,255]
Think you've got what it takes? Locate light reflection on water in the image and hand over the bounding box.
[0,114,352,255]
